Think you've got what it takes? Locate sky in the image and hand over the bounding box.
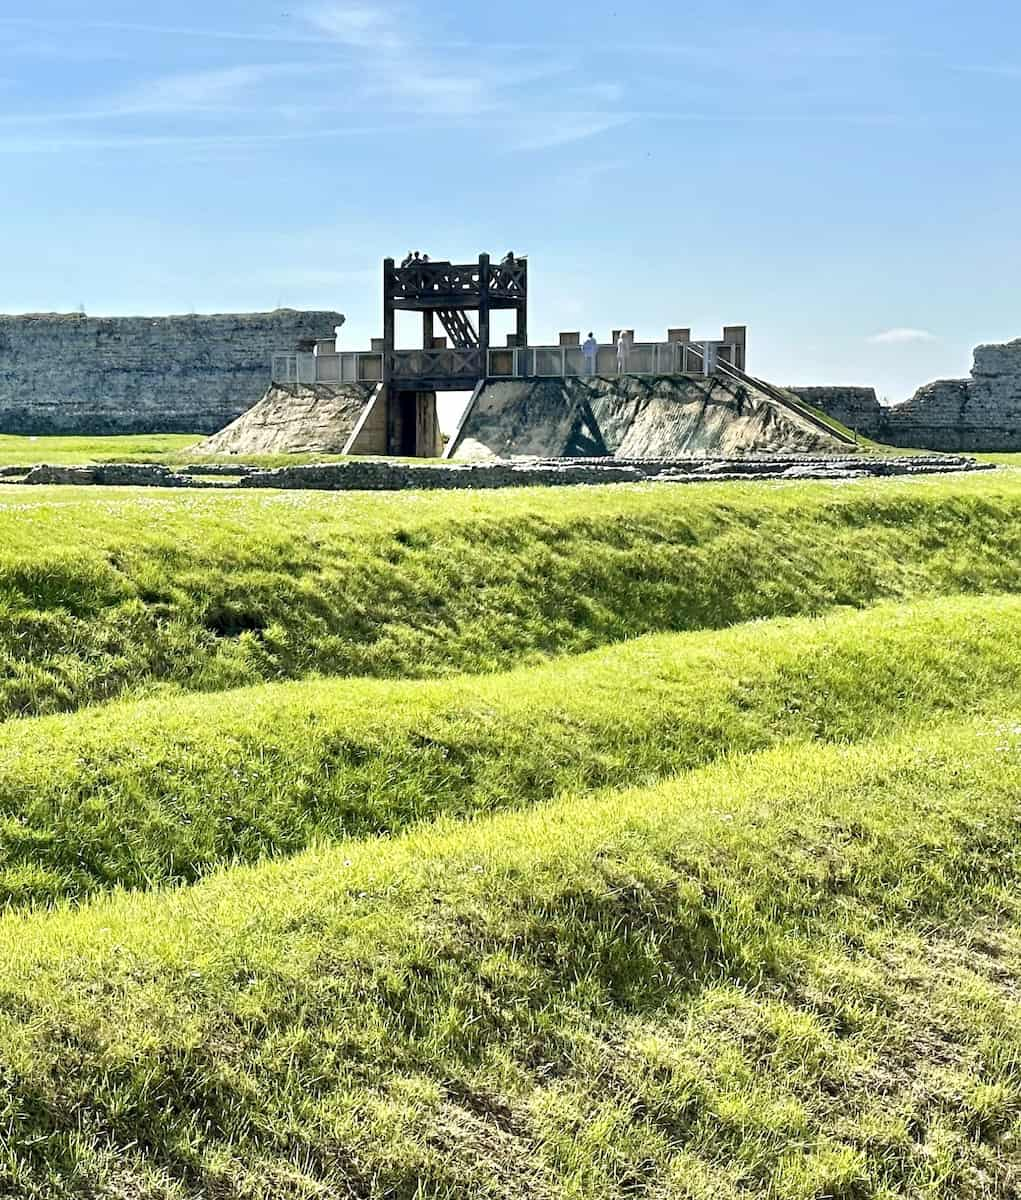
[1,0,1019,402]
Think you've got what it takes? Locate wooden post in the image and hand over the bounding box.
[423,310,434,350]
[478,253,491,377]
[382,257,397,453]
[515,301,528,348]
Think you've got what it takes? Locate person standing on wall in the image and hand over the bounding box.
[616,329,630,375]
[583,332,598,376]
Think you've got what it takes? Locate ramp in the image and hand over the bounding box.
[194,382,376,456]
[447,374,852,460]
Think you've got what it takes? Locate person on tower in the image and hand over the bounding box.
[616,329,631,375]
[583,332,598,376]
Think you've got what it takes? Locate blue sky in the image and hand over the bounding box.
[0,0,1019,401]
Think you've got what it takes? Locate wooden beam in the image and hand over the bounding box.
[382,257,397,453]
[478,252,491,366]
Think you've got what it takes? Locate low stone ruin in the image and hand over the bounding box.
[793,337,1021,451]
[8,455,991,492]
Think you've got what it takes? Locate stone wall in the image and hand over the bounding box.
[0,309,344,435]
[787,387,884,438]
[794,338,1021,451]
[879,340,1021,451]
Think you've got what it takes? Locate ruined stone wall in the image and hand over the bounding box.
[800,339,1021,451]
[879,341,1021,451]
[0,310,344,435]
[788,387,885,437]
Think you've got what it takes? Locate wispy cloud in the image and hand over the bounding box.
[0,5,624,152]
[0,14,547,53]
[117,63,316,115]
[512,115,631,152]
[0,14,321,47]
[0,125,393,155]
[302,2,488,115]
[304,3,405,51]
[302,2,577,121]
[868,328,937,346]
[0,62,327,126]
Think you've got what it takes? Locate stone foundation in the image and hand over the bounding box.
[8,455,990,492]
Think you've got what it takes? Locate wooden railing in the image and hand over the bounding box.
[386,259,528,306]
[486,340,743,380]
[388,262,482,301]
[391,347,482,381]
[272,339,744,388]
[271,352,382,385]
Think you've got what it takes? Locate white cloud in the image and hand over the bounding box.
[304,3,406,51]
[867,328,937,346]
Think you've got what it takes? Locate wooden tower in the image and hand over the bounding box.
[381,253,528,454]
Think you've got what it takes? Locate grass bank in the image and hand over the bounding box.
[0,715,1018,1198]
[1,593,1020,907]
[2,471,1021,719]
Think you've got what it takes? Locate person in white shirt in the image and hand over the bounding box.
[616,330,630,375]
[582,333,598,376]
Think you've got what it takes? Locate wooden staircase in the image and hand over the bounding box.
[437,309,479,349]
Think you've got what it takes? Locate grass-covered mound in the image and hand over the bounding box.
[1,593,1019,907]
[0,715,1018,1198]
[4,471,1021,719]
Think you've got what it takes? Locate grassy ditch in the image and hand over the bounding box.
[0,593,1018,906]
[2,471,1021,719]
[0,715,1018,1197]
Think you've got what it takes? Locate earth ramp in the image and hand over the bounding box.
[194,381,376,456]
[447,373,852,458]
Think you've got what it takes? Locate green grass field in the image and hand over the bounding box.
[0,433,432,470]
[1,467,1021,1196]
[0,433,201,466]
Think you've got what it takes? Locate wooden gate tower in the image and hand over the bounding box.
[382,253,528,454]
